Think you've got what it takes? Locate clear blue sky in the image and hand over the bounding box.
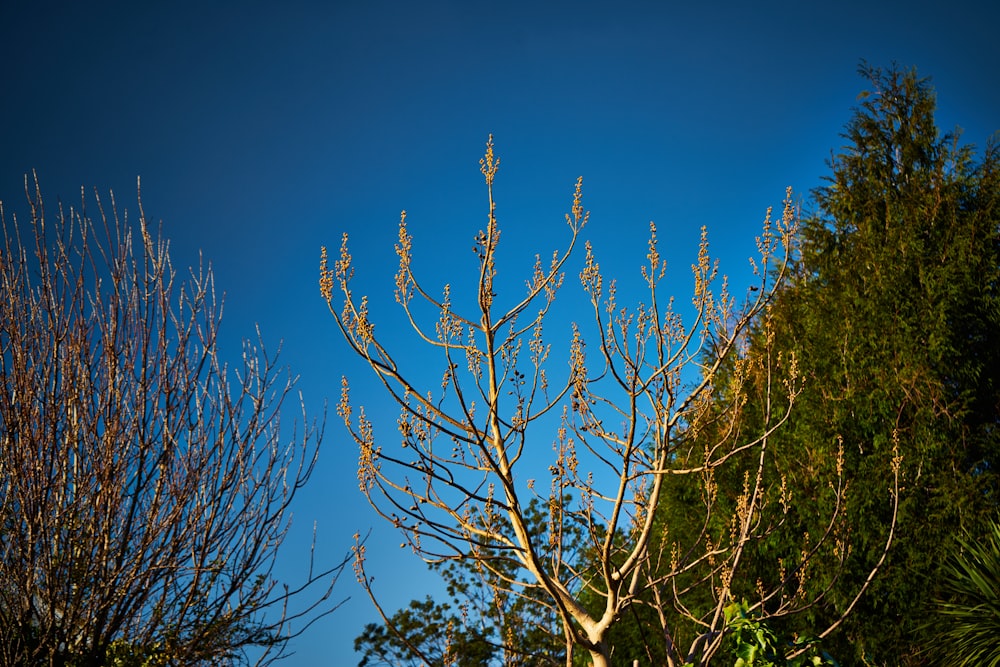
[2,1,998,664]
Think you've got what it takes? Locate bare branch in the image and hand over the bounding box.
[0,177,347,666]
[323,145,897,667]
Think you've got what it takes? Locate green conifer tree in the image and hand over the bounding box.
[710,63,1000,664]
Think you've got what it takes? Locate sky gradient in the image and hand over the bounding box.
[3,1,999,663]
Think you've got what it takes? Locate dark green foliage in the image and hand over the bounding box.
[711,62,1000,664]
[354,597,495,667]
[926,521,1000,666]
[353,499,568,666]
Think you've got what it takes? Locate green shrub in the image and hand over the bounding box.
[724,600,838,667]
[926,521,1000,666]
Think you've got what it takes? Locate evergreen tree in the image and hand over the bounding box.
[714,63,1000,664]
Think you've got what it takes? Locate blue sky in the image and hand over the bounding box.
[2,1,999,664]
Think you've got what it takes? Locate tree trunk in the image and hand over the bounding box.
[588,647,611,667]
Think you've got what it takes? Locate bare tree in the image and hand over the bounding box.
[0,177,345,667]
[321,138,898,666]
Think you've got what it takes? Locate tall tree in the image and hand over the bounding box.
[322,138,896,666]
[718,63,1000,664]
[0,178,346,666]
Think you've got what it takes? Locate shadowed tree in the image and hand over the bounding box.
[354,497,573,666]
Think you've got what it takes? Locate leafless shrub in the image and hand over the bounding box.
[0,176,345,666]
